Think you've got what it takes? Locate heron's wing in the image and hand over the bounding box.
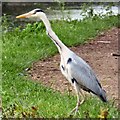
[66,55,102,94]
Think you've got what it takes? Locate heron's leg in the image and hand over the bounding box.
[79,90,85,105]
[70,91,85,116]
[69,91,80,115]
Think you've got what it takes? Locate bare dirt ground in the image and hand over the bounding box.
[28,27,119,106]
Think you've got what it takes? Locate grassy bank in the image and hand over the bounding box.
[2,15,119,118]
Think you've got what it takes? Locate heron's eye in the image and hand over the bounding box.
[33,9,44,14]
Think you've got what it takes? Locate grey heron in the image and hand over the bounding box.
[16,8,107,115]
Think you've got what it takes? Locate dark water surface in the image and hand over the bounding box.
[2,2,118,20]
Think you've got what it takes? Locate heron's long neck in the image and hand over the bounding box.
[40,13,67,54]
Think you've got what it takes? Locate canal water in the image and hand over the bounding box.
[2,2,118,21]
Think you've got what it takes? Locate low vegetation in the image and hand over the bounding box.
[2,14,119,118]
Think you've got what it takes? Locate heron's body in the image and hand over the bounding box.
[16,8,107,115]
[60,48,106,101]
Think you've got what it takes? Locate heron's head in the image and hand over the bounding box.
[16,8,45,19]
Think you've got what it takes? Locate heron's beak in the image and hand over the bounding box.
[16,12,32,19]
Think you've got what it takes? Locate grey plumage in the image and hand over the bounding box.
[66,52,107,102]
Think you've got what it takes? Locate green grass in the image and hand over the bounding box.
[2,15,119,118]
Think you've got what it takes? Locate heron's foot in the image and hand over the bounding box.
[69,99,85,116]
[69,106,79,116]
[80,99,85,105]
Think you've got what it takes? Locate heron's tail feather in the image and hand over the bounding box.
[99,89,107,102]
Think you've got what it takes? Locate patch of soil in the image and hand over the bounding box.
[28,27,119,105]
